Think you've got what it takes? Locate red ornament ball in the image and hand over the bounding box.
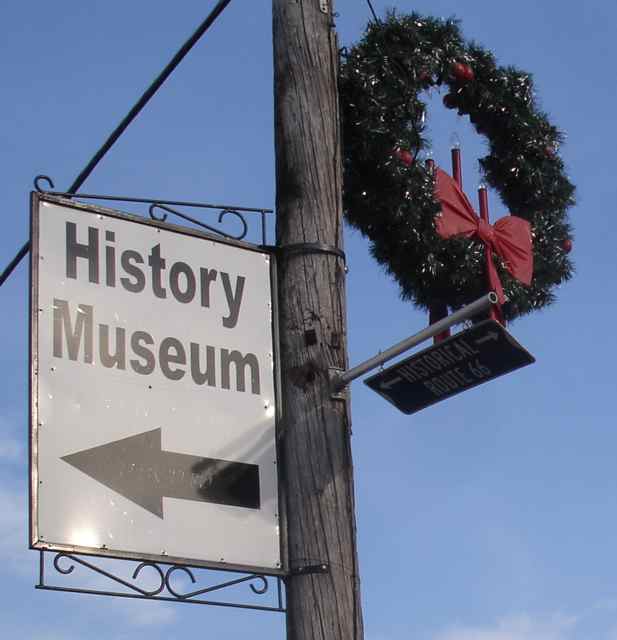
[562,238,573,253]
[451,62,474,83]
[394,148,414,166]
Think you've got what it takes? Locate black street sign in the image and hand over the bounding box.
[365,320,535,414]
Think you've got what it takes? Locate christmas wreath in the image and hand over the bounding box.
[339,12,575,321]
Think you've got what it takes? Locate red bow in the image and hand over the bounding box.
[434,168,533,305]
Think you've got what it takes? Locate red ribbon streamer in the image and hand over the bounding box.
[434,168,533,305]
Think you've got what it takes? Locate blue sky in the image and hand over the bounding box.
[1,0,616,638]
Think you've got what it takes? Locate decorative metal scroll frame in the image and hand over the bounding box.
[36,550,286,613]
[33,175,272,246]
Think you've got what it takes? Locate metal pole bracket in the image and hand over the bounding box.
[290,563,329,576]
[328,367,346,400]
[331,292,498,391]
[319,1,329,14]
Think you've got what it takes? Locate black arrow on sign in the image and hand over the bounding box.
[61,428,260,518]
[379,375,403,391]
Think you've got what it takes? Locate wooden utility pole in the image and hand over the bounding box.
[273,2,364,639]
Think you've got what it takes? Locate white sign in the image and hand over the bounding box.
[30,195,281,573]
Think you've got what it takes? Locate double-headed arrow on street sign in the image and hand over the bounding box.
[61,428,260,518]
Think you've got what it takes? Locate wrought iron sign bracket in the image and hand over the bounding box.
[36,550,286,613]
[33,175,273,247]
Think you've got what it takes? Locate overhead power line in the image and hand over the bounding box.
[365,0,380,24]
[0,0,234,289]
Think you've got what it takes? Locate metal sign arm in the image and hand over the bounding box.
[330,292,498,393]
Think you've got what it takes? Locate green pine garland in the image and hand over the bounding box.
[339,12,575,321]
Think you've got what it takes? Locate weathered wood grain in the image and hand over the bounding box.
[273,1,364,639]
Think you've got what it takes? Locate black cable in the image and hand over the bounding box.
[365,0,380,24]
[67,0,233,195]
[0,0,233,289]
[0,244,29,288]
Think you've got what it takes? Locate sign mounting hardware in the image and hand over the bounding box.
[328,367,346,400]
[329,293,498,397]
[290,563,330,576]
[319,0,329,14]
